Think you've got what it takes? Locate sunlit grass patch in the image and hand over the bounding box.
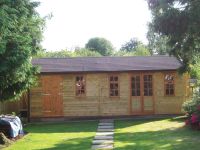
[114,117,200,150]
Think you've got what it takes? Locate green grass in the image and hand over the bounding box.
[114,117,200,150]
[4,121,98,150]
[2,117,200,150]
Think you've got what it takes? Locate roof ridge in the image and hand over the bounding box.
[33,55,173,59]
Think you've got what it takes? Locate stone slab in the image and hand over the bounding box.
[94,135,113,140]
[97,128,114,132]
[98,126,114,129]
[99,123,113,126]
[96,132,114,136]
[92,139,113,145]
[91,144,113,149]
[99,119,114,123]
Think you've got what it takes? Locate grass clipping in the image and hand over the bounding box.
[0,132,13,145]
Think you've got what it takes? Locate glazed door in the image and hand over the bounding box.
[42,75,63,117]
[130,74,154,114]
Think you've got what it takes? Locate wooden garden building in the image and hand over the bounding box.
[30,56,190,121]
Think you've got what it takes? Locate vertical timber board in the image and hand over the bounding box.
[41,75,63,117]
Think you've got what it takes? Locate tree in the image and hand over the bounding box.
[36,48,102,58]
[85,37,114,56]
[116,38,150,56]
[120,38,143,52]
[74,48,102,57]
[147,23,169,55]
[147,0,200,73]
[0,0,45,102]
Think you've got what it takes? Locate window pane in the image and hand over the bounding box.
[144,89,148,96]
[170,89,174,95]
[149,89,152,96]
[143,75,152,96]
[76,76,85,96]
[165,74,175,96]
[110,76,113,81]
[132,83,135,88]
[149,83,152,88]
[132,90,135,96]
[144,76,147,81]
[136,83,140,88]
[114,83,118,89]
[115,90,118,96]
[76,76,79,81]
[149,75,152,81]
[137,90,140,96]
[144,83,147,88]
[110,76,119,96]
[110,84,113,89]
[166,89,169,95]
[165,74,174,81]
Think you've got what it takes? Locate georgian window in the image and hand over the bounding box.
[143,75,153,96]
[131,75,140,96]
[109,76,119,97]
[76,76,85,96]
[165,74,175,96]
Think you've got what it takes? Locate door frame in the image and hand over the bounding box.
[129,72,155,115]
[41,75,64,117]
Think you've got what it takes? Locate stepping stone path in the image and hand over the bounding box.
[91,119,114,149]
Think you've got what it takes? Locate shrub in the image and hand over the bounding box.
[182,93,200,129]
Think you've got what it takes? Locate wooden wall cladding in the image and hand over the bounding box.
[30,72,189,118]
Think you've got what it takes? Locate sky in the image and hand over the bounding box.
[36,0,152,51]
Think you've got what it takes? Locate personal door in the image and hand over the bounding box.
[41,75,63,117]
[130,73,154,114]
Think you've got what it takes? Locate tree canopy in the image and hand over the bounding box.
[85,37,114,56]
[147,0,200,73]
[120,38,143,52]
[147,24,169,55]
[36,48,102,58]
[0,0,44,102]
[115,38,150,56]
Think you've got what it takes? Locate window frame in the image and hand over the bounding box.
[109,75,120,98]
[164,73,175,96]
[75,75,86,97]
[131,74,141,97]
[143,74,153,96]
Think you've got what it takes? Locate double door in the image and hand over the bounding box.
[130,73,154,114]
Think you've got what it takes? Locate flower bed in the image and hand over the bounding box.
[183,93,200,130]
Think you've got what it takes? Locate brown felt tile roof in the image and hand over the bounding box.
[32,56,182,73]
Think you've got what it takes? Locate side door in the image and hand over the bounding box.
[41,75,63,117]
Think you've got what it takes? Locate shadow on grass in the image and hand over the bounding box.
[38,136,93,150]
[25,121,98,133]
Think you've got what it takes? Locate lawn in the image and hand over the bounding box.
[2,117,200,150]
[3,121,98,150]
[114,117,200,150]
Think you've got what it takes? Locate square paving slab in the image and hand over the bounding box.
[99,123,113,126]
[92,139,113,145]
[99,119,114,123]
[98,126,114,129]
[91,144,113,149]
[97,128,114,132]
[94,135,113,140]
[96,132,114,136]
